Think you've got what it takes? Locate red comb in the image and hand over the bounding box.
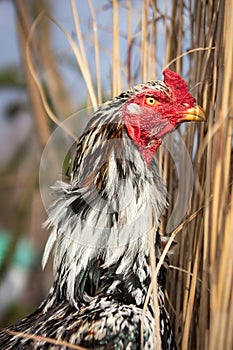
[163,69,196,106]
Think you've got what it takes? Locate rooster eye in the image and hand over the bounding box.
[145,96,158,106]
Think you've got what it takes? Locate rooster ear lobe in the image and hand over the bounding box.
[124,121,141,143]
[123,118,141,143]
[123,103,141,143]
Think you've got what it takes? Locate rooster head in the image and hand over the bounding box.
[122,69,205,165]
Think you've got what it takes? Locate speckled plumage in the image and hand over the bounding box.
[0,70,204,349]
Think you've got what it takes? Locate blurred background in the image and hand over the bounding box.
[0,1,232,349]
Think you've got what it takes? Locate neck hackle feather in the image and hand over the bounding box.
[0,69,205,349]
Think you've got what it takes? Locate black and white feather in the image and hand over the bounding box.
[0,81,177,349]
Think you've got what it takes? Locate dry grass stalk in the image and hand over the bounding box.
[15,0,51,146]
[9,1,232,349]
[6,330,87,350]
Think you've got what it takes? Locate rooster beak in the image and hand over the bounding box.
[178,105,206,122]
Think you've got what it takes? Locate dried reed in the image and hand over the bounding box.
[6,1,232,349]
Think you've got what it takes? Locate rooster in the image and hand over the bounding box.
[0,69,205,349]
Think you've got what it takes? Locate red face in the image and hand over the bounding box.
[122,69,205,166]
